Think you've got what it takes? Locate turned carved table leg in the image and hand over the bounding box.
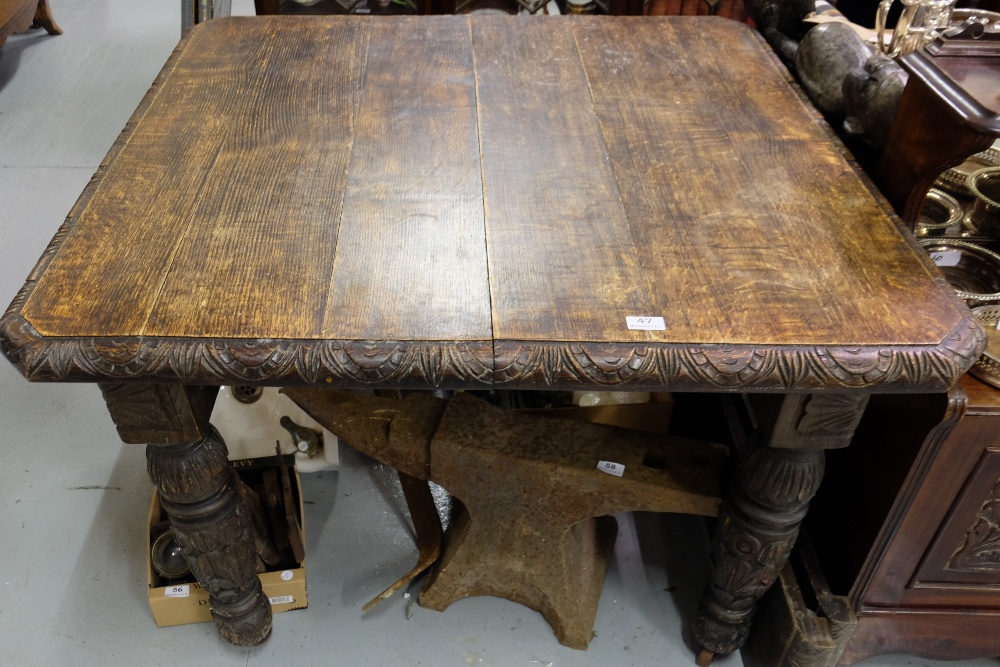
[694,393,870,664]
[99,383,272,646]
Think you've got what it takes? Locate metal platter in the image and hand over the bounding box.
[919,238,1000,305]
[970,305,1000,390]
[936,147,1000,196]
[917,188,964,236]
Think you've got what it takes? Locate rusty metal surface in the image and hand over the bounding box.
[282,389,441,479]
[284,388,727,649]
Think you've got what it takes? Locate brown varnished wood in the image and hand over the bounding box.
[0,16,986,391]
[858,379,1000,610]
[839,611,1000,664]
[801,374,1000,664]
[567,18,957,347]
[877,49,1000,227]
[472,17,652,344]
[323,16,491,342]
[31,0,58,33]
[25,19,371,340]
[145,19,373,340]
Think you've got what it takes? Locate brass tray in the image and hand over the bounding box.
[970,305,1000,390]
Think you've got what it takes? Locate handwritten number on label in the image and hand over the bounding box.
[930,250,962,267]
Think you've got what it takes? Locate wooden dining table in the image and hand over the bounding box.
[0,14,985,662]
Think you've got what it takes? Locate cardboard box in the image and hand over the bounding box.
[146,456,307,627]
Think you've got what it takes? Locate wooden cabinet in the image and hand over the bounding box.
[807,375,1000,664]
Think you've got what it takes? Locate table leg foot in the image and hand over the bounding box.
[213,587,273,646]
[695,647,717,667]
[147,428,272,646]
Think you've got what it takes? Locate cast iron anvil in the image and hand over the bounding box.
[283,388,727,649]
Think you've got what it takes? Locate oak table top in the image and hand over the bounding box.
[0,15,985,393]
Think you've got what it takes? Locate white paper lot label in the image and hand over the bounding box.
[930,250,961,267]
[165,585,189,598]
[626,316,666,331]
[270,596,295,605]
[597,460,625,477]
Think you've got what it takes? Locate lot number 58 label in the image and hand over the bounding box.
[597,460,625,477]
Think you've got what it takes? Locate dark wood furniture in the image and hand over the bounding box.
[0,0,59,47]
[877,39,1000,228]
[807,374,1000,663]
[253,0,280,13]
[0,15,985,658]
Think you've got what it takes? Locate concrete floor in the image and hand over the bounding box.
[0,2,997,665]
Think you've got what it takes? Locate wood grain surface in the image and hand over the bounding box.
[1,16,984,389]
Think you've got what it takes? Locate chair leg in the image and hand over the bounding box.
[33,0,62,35]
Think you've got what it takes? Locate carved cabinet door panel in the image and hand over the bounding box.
[915,448,1000,588]
[861,378,1000,610]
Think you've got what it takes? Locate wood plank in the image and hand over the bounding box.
[322,16,492,342]
[144,18,371,339]
[21,22,246,337]
[23,18,371,340]
[473,16,654,344]
[573,17,963,346]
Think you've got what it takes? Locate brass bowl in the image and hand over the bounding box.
[936,147,1000,196]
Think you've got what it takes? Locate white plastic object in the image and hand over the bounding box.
[211,387,338,472]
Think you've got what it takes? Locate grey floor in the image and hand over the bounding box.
[0,2,996,665]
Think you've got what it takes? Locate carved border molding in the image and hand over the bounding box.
[493,321,985,392]
[1,311,984,391]
[0,314,494,388]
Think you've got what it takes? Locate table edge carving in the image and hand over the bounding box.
[491,320,985,392]
[0,313,984,391]
[0,315,495,388]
